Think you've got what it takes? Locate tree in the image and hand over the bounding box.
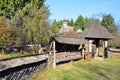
[0,0,50,54]
[0,0,45,19]
[68,19,74,26]
[50,20,62,35]
[0,17,19,46]
[101,14,114,29]
[101,14,119,47]
[75,15,84,30]
[7,0,50,45]
[101,14,118,36]
[75,15,91,30]
[84,17,91,29]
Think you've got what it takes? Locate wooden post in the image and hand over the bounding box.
[96,40,99,57]
[82,44,85,57]
[53,41,56,68]
[89,40,92,53]
[104,40,108,58]
[88,40,93,58]
[104,40,108,48]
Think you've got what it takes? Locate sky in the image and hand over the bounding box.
[45,0,120,24]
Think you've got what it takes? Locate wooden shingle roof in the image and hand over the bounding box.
[82,20,114,39]
[52,35,88,45]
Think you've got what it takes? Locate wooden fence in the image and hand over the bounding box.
[108,48,120,58]
[0,54,48,80]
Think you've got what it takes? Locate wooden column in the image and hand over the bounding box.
[88,40,93,58]
[104,40,108,58]
[96,40,99,57]
[104,40,108,48]
[53,41,56,68]
[89,40,92,53]
[82,44,85,57]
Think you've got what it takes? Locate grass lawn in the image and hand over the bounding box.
[32,59,120,80]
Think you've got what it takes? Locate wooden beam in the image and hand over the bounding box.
[53,41,56,68]
[88,40,93,53]
[104,40,108,58]
[104,40,108,48]
[96,40,99,57]
[82,44,85,57]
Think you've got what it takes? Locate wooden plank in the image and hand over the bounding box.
[56,56,83,63]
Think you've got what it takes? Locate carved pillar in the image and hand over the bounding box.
[53,41,56,68]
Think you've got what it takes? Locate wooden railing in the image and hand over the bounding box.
[108,48,120,58]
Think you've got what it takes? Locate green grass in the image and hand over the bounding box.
[33,59,120,80]
[0,52,38,60]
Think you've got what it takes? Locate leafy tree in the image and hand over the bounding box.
[0,17,19,46]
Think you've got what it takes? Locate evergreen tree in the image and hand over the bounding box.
[68,19,74,26]
[101,14,114,29]
[75,15,91,30]
[18,4,50,44]
[75,15,84,30]
[84,17,91,29]
[0,0,50,45]
[0,0,45,19]
[101,14,118,36]
[50,20,62,35]
[101,14,119,47]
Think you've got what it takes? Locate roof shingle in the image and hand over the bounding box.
[82,20,114,39]
[52,35,89,45]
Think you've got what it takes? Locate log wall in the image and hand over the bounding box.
[48,52,82,67]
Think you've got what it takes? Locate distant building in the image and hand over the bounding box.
[59,18,75,34]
